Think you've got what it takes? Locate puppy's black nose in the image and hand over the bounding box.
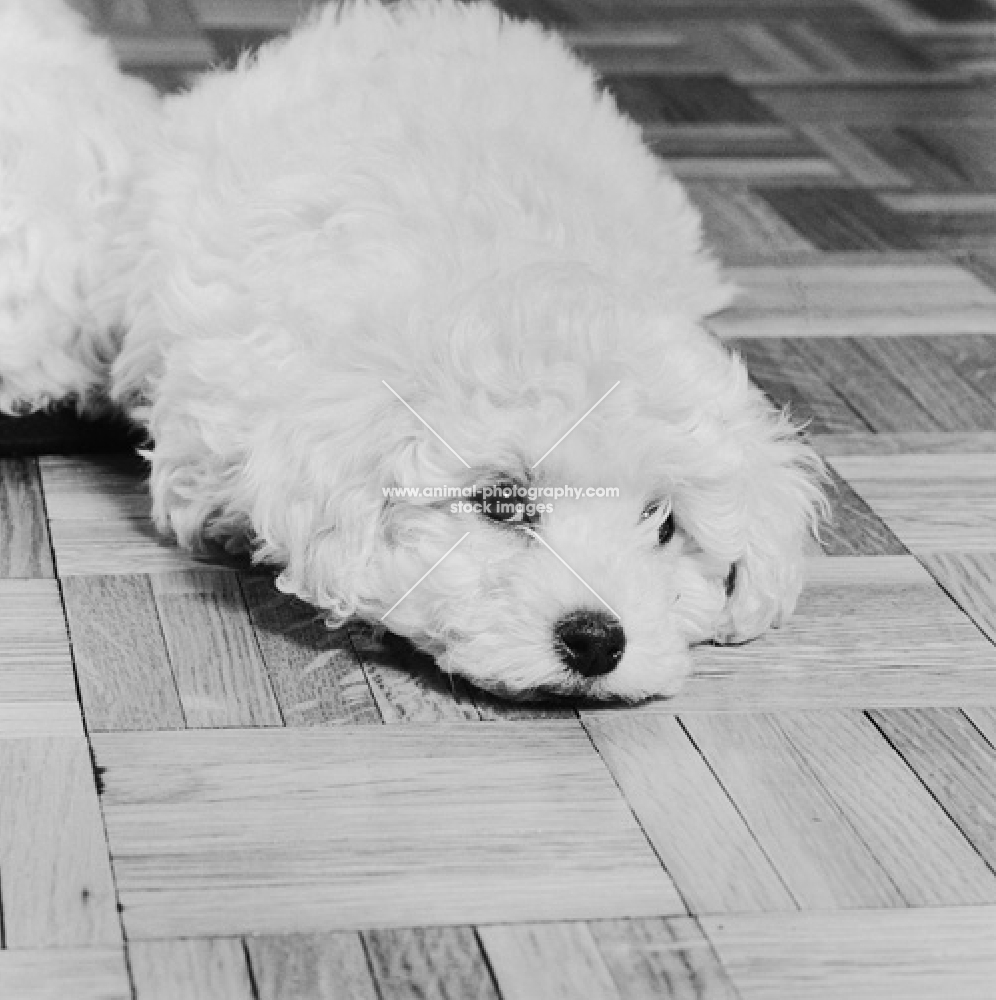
[554,609,626,677]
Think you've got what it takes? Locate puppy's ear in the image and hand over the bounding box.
[638,333,827,642]
[713,416,827,642]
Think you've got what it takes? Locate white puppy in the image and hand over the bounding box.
[0,0,825,701]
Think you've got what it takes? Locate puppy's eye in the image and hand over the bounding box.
[658,512,675,546]
[642,500,676,546]
[479,479,540,526]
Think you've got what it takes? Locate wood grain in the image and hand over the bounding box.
[348,624,482,723]
[39,455,209,576]
[753,79,996,127]
[821,465,908,556]
[46,514,207,577]
[832,453,996,552]
[479,923,622,1000]
[798,124,913,187]
[0,948,130,1000]
[966,706,996,749]
[711,262,996,337]
[0,579,80,737]
[850,336,996,431]
[61,574,185,731]
[584,713,794,913]
[733,337,871,435]
[0,579,74,696]
[662,557,996,711]
[775,711,996,904]
[853,125,996,193]
[92,724,680,938]
[813,431,996,456]
[589,917,740,1000]
[0,738,120,947]
[779,339,940,433]
[921,551,996,645]
[240,574,381,726]
[150,570,282,728]
[758,187,921,252]
[702,906,996,1000]
[364,927,501,1000]
[245,933,379,1000]
[687,182,818,258]
[927,333,996,401]
[869,708,996,870]
[606,73,779,125]
[0,458,54,578]
[128,939,255,1000]
[679,712,906,909]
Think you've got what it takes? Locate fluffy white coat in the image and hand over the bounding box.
[0,0,825,701]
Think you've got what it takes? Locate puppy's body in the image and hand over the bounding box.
[1,0,824,701]
[0,0,157,412]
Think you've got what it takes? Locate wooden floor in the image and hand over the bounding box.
[3,1,996,997]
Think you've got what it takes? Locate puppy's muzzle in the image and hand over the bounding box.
[554,609,626,677]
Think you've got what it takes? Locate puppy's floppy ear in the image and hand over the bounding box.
[637,331,827,642]
[712,412,828,642]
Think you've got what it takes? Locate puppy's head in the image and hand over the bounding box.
[263,271,824,702]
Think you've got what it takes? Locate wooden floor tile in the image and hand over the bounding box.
[150,570,282,728]
[241,576,381,726]
[686,182,819,257]
[128,939,254,1000]
[479,922,623,1000]
[0,458,54,578]
[0,948,130,1000]
[733,338,871,435]
[245,933,379,1000]
[853,125,996,193]
[607,74,781,125]
[712,261,996,337]
[798,124,913,187]
[584,714,796,914]
[811,336,996,433]
[658,557,996,711]
[588,917,740,1000]
[869,707,996,869]
[793,337,996,433]
[831,453,996,552]
[821,466,908,556]
[39,455,205,576]
[928,333,996,401]
[747,711,996,905]
[0,738,120,947]
[814,431,996,456]
[701,906,996,1000]
[757,187,922,252]
[679,713,906,910]
[363,927,500,1000]
[966,705,996,747]
[921,551,996,645]
[93,724,680,938]
[348,624,484,723]
[752,80,996,126]
[187,0,316,30]
[61,574,185,732]
[0,580,80,737]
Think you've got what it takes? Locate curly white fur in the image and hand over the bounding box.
[0,0,157,413]
[0,0,826,701]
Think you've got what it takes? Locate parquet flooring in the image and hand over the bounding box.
[2,1,996,997]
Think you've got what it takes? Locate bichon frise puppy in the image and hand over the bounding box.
[0,0,825,701]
